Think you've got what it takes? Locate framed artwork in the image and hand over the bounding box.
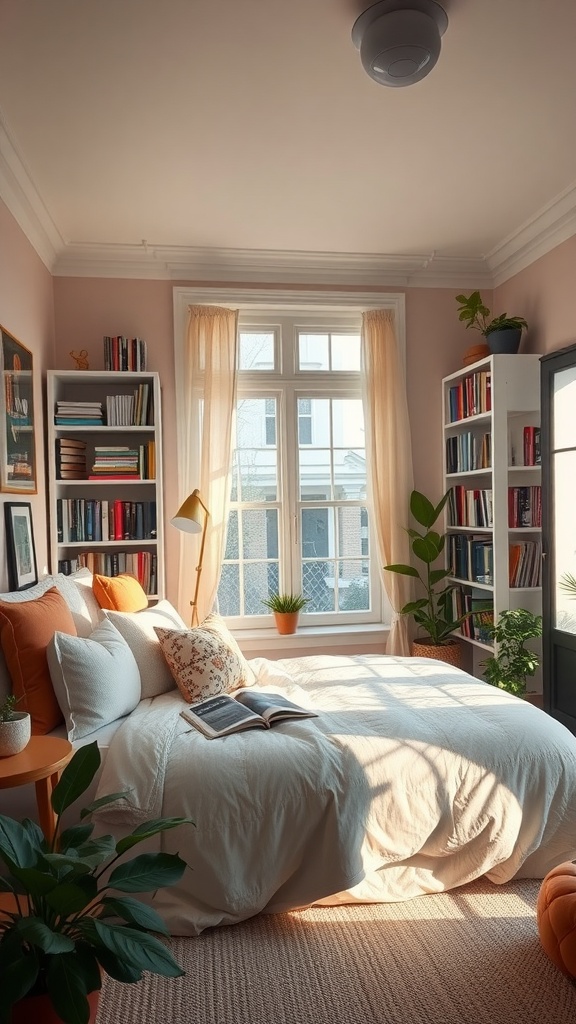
[4,502,38,590]
[0,325,37,493]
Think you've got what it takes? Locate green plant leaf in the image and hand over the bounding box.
[115,817,195,855]
[0,944,39,1023]
[45,875,98,915]
[47,951,99,1024]
[108,852,187,893]
[12,916,75,953]
[93,945,143,983]
[412,535,441,564]
[0,816,39,871]
[410,490,437,528]
[74,835,118,868]
[8,866,59,901]
[384,563,418,577]
[91,919,184,978]
[20,818,46,850]
[101,895,170,935]
[51,742,101,817]
[59,823,95,850]
[400,599,428,614]
[429,568,451,585]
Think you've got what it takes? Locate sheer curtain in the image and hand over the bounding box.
[175,304,238,624]
[361,308,414,655]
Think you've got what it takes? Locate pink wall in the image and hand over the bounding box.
[494,236,576,356]
[0,200,55,590]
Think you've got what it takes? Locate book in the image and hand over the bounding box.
[180,690,318,739]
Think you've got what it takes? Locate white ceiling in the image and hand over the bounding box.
[1,0,576,285]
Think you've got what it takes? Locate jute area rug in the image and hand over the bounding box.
[97,878,576,1024]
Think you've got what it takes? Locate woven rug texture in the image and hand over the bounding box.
[96,878,576,1024]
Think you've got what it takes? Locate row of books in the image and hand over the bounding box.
[445,431,491,474]
[105,384,153,426]
[453,587,494,644]
[447,370,491,423]
[448,486,493,528]
[58,550,157,594]
[521,425,541,467]
[509,539,542,588]
[57,498,157,543]
[508,486,542,528]
[55,401,103,426]
[103,336,147,372]
[56,437,86,480]
[448,534,493,584]
[56,441,155,480]
[90,445,140,477]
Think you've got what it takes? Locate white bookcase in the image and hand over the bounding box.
[442,354,542,684]
[46,370,164,601]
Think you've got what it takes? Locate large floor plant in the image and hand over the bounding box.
[0,741,194,1024]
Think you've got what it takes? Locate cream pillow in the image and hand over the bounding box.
[103,600,186,698]
[154,623,247,704]
[47,619,141,740]
[200,613,255,686]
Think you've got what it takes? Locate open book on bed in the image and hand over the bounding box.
[180,690,318,739]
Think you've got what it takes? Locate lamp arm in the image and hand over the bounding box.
[190,507,209,626]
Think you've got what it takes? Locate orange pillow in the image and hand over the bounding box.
[92,573,149,612]
[0,587,77,734]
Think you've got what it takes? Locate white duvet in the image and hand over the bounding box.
[93,654,576,936]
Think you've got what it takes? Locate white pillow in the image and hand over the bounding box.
[47,618,141,741]
[103,600,186,699]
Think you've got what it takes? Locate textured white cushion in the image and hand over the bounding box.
[0,569,102,703]
[47,618,141,740]
[103,600,186,699]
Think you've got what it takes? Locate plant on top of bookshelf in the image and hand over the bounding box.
[481,608,543,697]
[455,291,528,355]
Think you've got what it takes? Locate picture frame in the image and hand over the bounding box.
[4,502,38,591]
[0,325,37,493]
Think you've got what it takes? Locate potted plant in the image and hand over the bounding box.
[481,607,543,697]
[383,489,470,666]
[0,694,30,758]
[455,290,528,356]
[262,592,309,635]
[0,740,193,1024]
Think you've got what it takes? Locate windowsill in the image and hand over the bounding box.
[234,622,390,653]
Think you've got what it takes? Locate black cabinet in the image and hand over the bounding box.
[541,343,576,734]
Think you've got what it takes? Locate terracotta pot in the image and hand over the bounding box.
[11,987,100,1024]
[462,342,490,367]
[411,638,463,668]
[273,611,299,635]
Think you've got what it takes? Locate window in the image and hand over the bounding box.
[217,311,381,627]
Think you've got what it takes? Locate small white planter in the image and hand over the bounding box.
[0,712,31,757]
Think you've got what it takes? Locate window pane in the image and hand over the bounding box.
[303,560,335,612]
[299,449,331,500]
[218,563,240,616]
[241,508,277,560]
[333,399,365,447]
[302,507,332,558]
[298,334,329,370]
[554,450,576,634]
[236,398,272,448]
[336,507,368,558]
[334,449,367,497]
[332,334,361,371]
[239,332,275,370]
[245,562,278,615]
[338,568,370,611]
[224,510,239,560]
[238,450,277,501]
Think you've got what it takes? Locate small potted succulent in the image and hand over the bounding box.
[0,740,193,1024]
[0,694,30,757]
[456,291,528,357]
[262,592,309,635]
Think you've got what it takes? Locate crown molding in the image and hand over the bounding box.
[0,119,62,270]
[1,109,575,287]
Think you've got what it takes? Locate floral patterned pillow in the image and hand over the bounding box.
[154,625,247,703]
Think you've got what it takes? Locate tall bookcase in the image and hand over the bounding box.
[46,370,164,601]
[442,354,542,685]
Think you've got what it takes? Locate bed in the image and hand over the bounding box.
[1,572,576,938]
[92,651,576,937]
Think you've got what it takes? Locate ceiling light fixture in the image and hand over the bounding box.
[352,0,448,88]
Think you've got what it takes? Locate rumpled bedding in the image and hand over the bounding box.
[93,654,576,935]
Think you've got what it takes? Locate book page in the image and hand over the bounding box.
[185,694,263,735]
[236,690,316,720]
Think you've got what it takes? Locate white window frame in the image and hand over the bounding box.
[173,287,406,633]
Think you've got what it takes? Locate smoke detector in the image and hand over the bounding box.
[352,0,448,88]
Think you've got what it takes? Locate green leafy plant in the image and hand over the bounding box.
[481,608,543,697]
[455,291,528,337]
[0,695,22,723]
[262,592,309,613]
[560,572,576,598]
[0,741,194,1024]
[384,489,470,646]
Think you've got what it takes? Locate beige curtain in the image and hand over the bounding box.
[361,309,414,655]
[175,304,238,624]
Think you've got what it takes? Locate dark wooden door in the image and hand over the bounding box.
[541,343,576,734]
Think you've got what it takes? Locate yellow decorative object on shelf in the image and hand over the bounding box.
[69,349,89,369]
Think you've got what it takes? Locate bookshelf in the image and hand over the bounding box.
[46,370,164,601]
[442,354,542,683]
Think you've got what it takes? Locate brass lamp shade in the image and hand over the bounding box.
[171,489,210,624]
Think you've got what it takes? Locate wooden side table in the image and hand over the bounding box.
[0,736,73,841]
